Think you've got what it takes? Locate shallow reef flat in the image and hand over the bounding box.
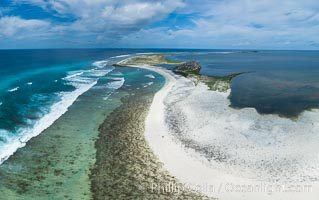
[90,88,210,200]
[0,84,122,199]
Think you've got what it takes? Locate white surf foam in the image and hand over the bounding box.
[110,71,123,76]
[93,60,108,68]
[145,74,155,79]
[88,68,114,77]
[0,60,116,165]
[64,71,84,79]
[8,87,19,92]
[106,78,125,90]
[143,82,154,88]
[111,55,130,58]
[103,93,112,101]
[0,79,98,165]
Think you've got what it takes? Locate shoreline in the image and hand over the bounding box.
[134,64,319,200]
[2,52,318,199]
[90,64,209,199]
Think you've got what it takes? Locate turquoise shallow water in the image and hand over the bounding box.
[0,63,165,199]
[0,49,169,164]
[0,48,170,198]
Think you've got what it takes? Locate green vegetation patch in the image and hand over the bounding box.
[116,54,184,66]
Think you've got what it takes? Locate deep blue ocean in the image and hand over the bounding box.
[0,49,319,164]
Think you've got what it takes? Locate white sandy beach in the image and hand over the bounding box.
[135,64,319,200]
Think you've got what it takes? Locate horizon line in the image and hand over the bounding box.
[0,47,318,51]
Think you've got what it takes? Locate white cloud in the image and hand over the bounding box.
[122,0,319,49]
[0,16,50,37]
[2,0,319,49]
[15,0,184,35]
[0,0,184,47]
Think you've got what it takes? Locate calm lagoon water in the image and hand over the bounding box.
[167,50,319,117]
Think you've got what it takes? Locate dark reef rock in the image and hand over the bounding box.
[112,63,127,67]
[173,61,201,74]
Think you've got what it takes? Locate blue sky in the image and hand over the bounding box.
[0,0,319,49]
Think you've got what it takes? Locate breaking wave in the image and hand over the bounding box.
[0,59,115,165]
[8,87,19,92]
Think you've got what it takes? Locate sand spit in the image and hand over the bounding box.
[124,62,319,200]
[90,66,210,199]
[110,55,319,199]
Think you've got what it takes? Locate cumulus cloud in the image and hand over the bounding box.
[13,0,184,36]
[122,0,319,49]
[0,16,50,37]
[1,0,319,49]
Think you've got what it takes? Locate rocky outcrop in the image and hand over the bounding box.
[173,61,201,74]
[112,63,127,67]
